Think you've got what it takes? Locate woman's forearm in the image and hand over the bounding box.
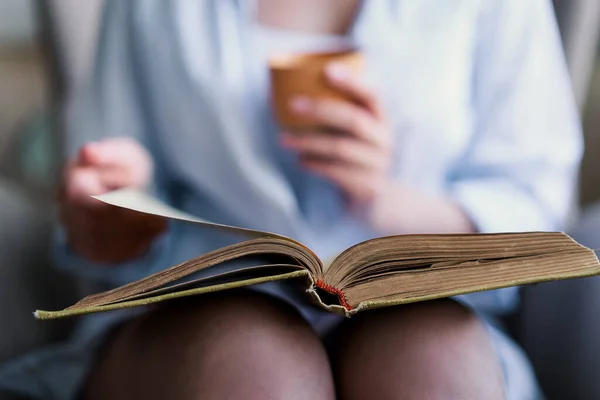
[366,182,476,235]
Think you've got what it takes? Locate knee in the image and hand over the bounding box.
[336,300,505,400]
[139,292,331,372]
[88,292,335,400]
[133,291,314,347]
[340,300,491,357]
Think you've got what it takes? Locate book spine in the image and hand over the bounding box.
[315,280,353,311]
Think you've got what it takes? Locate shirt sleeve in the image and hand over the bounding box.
[447,0,583,233]
[54,0,175,286]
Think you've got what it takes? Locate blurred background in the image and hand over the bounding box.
[1,1,600,399]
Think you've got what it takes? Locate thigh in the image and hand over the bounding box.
[83,291,335,400]
[331,299,506,400]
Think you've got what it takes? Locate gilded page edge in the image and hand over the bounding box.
[352,267,600,315]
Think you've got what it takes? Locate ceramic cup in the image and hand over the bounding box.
[269,48,364,130]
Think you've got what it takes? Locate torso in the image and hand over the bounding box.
[130,0,480,259]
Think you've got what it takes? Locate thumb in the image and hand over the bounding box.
[65,166,137,206]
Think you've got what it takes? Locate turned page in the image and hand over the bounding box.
[93,188,290,240]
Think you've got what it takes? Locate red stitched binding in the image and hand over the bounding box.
[315,280,353,311]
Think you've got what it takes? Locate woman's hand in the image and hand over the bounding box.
[281,63,476,235]
[281,62,393,207]
[60,138,167,263]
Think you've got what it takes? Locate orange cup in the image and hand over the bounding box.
[269,48,364,130]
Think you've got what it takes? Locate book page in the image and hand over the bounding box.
[94,188,291,240]
[325,232,600,312]
[322,253,342,272]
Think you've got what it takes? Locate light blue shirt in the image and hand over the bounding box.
[57,0,581,314]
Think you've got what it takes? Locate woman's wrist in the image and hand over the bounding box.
[362,181,476,235]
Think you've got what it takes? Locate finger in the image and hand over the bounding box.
[289,97,388,148]
[66,163,147,206]
[65,167,107,203]
[78,138,148,167]
[74,139,152,186]
[97,166,142,190]
[64,169,129,211]
[324,63,384,119]
[281,132,386,171]
[300,159,383,205]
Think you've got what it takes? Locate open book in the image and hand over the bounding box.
[35,189,600,319]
